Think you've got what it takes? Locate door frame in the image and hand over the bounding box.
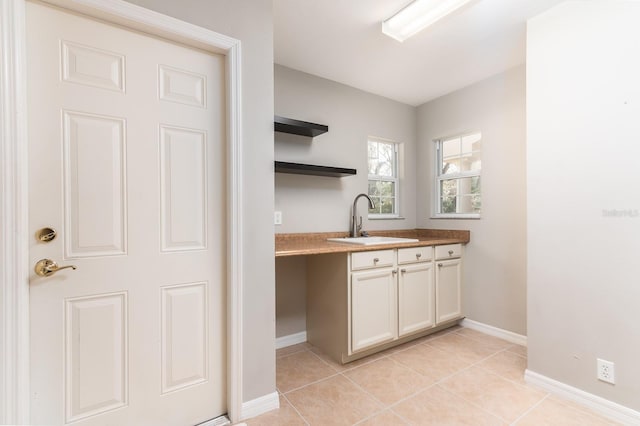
[0,0,244,423]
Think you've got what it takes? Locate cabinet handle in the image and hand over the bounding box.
[392,270,397,275]
[373,258,379,264]
[400,269,406,273]
[448,250,454,256]
[438,263,443,267]
[416,253,421,259]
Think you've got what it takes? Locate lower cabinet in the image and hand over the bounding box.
[306,243,463,364]
[436,258,462,323]
[398,262,434,337]
[351,268,397,352]
[435,243,463,324]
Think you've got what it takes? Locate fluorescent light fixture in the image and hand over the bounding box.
[382,0,474,42]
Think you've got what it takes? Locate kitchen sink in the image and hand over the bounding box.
[327,236,419,245]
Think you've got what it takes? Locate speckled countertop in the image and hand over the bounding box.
[275,229,470,257]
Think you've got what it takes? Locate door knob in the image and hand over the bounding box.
[34,258,77,277]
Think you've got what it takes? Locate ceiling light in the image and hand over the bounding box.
[382,0,474,42]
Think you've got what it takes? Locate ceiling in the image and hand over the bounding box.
[273,0,564,106]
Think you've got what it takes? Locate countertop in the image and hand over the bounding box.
[275,229,470,257]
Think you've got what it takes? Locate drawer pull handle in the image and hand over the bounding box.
[448,250,454,256]
[438,263,443,267]
[373,258,379,263]
[416,253,421,259]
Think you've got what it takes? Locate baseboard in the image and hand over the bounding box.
[240,391,279,421]
[197,415,231,426]
[525,370,640,425]
[460,318,527,346]
[275,331,307,349]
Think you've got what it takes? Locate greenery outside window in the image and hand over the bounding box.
[434,132,481,218]
[368,138,399,217]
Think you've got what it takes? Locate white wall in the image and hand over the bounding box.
[275,65,417,234]
[527,1,640,411]
[274,65,417,338]
[417,66,527,335]
[125,0,276,403]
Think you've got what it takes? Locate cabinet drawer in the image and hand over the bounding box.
[435,244,462,260]
[398,246,433,264]
[351,249,394,270]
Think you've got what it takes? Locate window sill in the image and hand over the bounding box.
[368,215,405,220]
[431,214,480,220]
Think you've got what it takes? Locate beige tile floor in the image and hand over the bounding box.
[242,326,618,426]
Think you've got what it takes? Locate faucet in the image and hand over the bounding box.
[350,193,375,237]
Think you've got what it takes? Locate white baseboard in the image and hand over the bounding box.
[460,318,527,346]
[240,391,279,421]
[525,370,640,425]
[275,331,307,349]
[197,415,231,426]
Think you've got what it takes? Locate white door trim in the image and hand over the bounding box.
[0,0,244,423]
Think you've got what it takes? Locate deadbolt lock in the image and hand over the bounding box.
[36,227,57,243]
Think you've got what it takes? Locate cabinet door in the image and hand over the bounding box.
[350,268,397,353]
[398,263,435,337]
[435,258,462,323]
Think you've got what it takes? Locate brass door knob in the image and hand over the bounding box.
[34,258,77,277]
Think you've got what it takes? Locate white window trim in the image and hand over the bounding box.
[367,137,400,218]
[369,214,405,220]
[432,132,481,219]
[433,213,481,219]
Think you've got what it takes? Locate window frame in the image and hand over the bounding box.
[433,131,482,219]
[367,137,400,219]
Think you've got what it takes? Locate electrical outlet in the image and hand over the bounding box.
[274,211,283,225]
[597,358,615,384]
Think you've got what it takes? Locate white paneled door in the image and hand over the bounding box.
[26,2,226,425]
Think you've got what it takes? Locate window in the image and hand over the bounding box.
[368,138,399,217]
[434,132,481,218]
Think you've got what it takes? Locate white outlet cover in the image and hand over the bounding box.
[274,211,283,225]
[597,358,615,384]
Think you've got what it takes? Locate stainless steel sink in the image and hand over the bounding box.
[327,236,419,246]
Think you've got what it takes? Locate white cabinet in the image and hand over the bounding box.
[349,247,438,355]
[350,247,434,352]
[306,243,463,364]
[351,268,397,352]
[435,244,462,324]
[398,262,434,337]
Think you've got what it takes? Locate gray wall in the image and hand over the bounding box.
[416,66,528,335]
[275,257,306,338]
[274,65,417,338]
[124,0,276,403]
[275,65,417,234]
[527,1,640,411]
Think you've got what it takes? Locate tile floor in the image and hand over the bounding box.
[241,326,619,426]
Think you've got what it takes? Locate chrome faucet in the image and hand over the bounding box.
[350,193,375,237]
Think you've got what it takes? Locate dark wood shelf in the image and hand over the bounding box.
[275,161,356,178]
[275,116,328,137]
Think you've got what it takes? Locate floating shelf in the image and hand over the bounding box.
[275,116,328,137]
[275,161,356,178]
